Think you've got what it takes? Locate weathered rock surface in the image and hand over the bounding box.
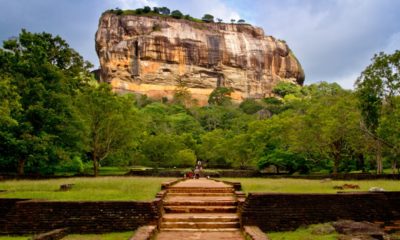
[96,13,304,105]
[333,220,388,240]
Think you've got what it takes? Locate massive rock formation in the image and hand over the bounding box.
[96,12,304,105]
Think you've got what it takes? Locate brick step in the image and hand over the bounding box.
[162,213,239,223]
[384,225,400,231]
[160,228,240,232]
[164,205,237,213]
[165,196,236,201]
[168,187,234,193]
[161,221,240,229]
[164,200,237,207]
[167,192,235,197]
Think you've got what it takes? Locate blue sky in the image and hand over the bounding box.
[1,0,399,89]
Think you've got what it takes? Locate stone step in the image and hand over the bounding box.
[162,213,239,223]
[167,192,235,197]
[164,200,237,207]
[161,221,240,229]
[164,205,237,213]
[165,196,236,201]
[160,228,241,232]
[168,187,234,193]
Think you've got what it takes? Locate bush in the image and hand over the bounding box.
[171,10,183,19]
[202,14,214,23]
[143,6,151,13]
[175,149,197,167]
[272,82,302,97]
[56,156,84,174]
[239,99,263,114]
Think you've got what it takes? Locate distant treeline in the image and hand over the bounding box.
[0,29,399,176]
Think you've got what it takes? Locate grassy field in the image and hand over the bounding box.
[0,177,173,201]
[267,224,338,240]
[0,232,133,240]
[1,176,399,201]
[223,178,400,193]
[0,237,29,240]
[62,232,133,240]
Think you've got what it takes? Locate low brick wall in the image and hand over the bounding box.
[241,192,400,232]
[122,170,400,179]
[0,199,160,235]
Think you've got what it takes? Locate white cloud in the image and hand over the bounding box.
[384,32,400,54]
[247,0,400,88]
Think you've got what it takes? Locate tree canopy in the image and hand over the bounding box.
[1,29,399,176]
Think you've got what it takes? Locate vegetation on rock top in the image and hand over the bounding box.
[104,6,247,24]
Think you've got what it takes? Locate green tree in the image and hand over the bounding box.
[239,99,263,114]
[174,149,197,167]
[377,96,400,172]
[158,7,170,15]
[173,78,192,106]
[227,133,260,169]
[202,14,214,23]
[272,81,302,98]
[0,30,91,175]
[140,133,183,168]
[168,113,203,136]
[208,87,233,106]
[143,6,151,13]
[171,10,183,19]
[355,50,400,174]
[76,84,141,176]
[198,129,231,168]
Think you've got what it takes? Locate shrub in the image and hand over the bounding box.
[175,149,197,167]
[202,14,214,23]
[143,6,151,13]
[171,10,183,19]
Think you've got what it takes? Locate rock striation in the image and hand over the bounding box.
[96,13,304,105]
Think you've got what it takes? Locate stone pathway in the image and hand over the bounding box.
[155,178,245,240]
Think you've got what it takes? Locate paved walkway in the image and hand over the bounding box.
[172,179,231,188]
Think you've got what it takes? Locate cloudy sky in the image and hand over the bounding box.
[1,0,399,89]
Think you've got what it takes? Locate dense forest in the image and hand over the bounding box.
[0,30,399,176]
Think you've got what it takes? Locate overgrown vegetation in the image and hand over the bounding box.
[104,6,247,24]
[0,30,399,176]
[267,224,338,240]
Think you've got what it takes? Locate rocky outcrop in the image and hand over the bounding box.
[96,13,304,105]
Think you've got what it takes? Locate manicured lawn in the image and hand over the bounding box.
[267,224,337,240]
[223,178,400,193]
[0,237,29,240]
[0,232,133,240]
[0,177,174,201]
[62,231,133,239]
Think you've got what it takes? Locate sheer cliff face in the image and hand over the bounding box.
[96,13,304,105]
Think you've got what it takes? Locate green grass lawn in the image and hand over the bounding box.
[267,224,338,240]
[0,237,29,240]
[223,178,400,194]
[0,232,133,240]
[0,177,174,201]
[62,231,133,240]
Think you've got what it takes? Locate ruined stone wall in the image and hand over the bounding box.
[241,192,400,231]
[0,199,160,234]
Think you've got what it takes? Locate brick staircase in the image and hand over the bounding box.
[156,179,244,239]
